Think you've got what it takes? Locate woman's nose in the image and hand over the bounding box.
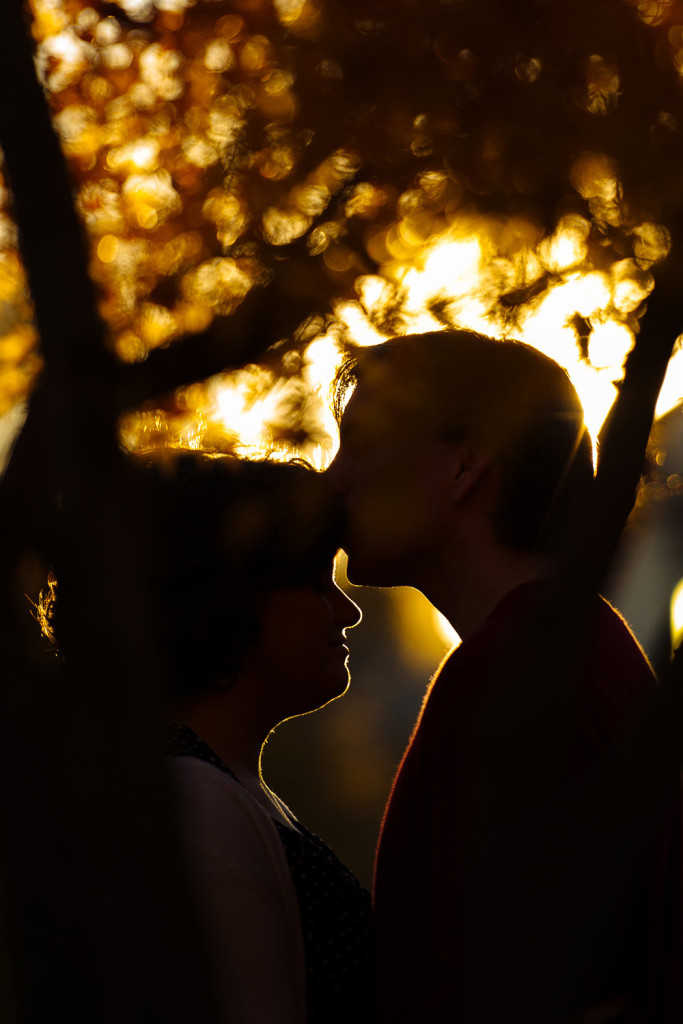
[334,584,362,630]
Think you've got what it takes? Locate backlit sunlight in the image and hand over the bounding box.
[3,1,683,473]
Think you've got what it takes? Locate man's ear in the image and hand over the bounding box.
[450,444,492,503]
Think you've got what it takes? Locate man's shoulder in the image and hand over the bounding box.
[578,594,658,730]
[591,593,654,673]
[430,582,657,712]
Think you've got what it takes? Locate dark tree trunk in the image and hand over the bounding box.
[0,4,219,1019]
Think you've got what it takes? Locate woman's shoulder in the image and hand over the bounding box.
[169,751,251,807]
[168,757,307,1022]
[169,756,296,887]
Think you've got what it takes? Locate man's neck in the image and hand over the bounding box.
[419,544,554,641]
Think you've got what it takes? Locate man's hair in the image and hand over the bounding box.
[335,330,594,554]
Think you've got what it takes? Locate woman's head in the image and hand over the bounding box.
[142,453,358,706]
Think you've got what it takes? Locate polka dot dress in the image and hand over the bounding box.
[169,725,376,1023]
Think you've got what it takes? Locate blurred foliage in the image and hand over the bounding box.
[2,0,683,456]
[0,161,40,415]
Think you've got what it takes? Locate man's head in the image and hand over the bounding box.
[329,329,594,590]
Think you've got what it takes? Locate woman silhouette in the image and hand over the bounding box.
[150,453,373,1023]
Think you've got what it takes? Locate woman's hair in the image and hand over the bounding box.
[335,330,595,554]
[42,453,343,699]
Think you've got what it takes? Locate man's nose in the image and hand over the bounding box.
[326,451,352,495]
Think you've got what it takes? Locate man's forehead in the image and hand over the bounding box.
[340,378,417,445]
[341,358,452,443]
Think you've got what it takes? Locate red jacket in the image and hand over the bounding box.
[374,582,682,1022]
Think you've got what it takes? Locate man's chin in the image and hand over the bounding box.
[344,547,403,589]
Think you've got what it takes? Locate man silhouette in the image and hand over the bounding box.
[329,330,682,1023]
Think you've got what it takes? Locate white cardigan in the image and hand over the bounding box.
[169,756,307,1023]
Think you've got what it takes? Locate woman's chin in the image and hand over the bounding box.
[286,673,350,721]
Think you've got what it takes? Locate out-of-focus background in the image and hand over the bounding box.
[266,556,456,887]
[3,0,683,889]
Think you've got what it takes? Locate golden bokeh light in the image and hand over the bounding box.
[538,216,590,274]
[0,228,41,415]
[670,576,683,648]
[2,0,683,471]
[655,342,683,419]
